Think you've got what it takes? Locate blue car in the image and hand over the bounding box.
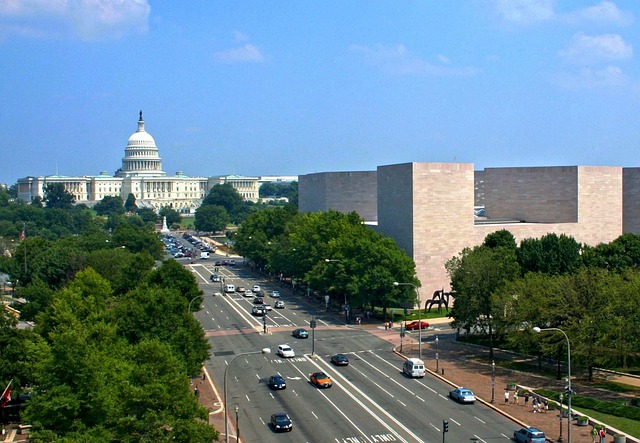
[449,387,476,404]
[513,427,546,443]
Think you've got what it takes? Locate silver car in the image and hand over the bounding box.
[449,387,475,403]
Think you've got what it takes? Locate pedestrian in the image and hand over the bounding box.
[532,397,538,413]
[513,390,519,405]
[543,399,549,412]
[504,390,509,405]
[524,391,530,407]
[384,322,388,330]
[599,428,606,443]
[591,427,597,443]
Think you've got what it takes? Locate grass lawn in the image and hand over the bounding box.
[576,407,640,438]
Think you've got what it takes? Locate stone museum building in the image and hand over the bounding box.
[300,163,637,306]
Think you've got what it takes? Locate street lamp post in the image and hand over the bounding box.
[533,326,571,443]
[325,259,348,323]
[235,405,240,442]
[491,360,496,403]
[435,335,439,372]
[559,392,564,442]
[224,348,271,443]
[393,282,422,359]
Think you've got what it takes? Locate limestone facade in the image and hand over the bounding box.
[299,171,378,221]
[299,163,627,306]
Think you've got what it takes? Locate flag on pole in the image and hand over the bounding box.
[1,380,12,407]
[19,226,25,241]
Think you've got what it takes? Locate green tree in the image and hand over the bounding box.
[446,243,520,358]
[136,207,159,225]
[87,248,155,295]
[124,193,137,213]
[202,183,243,214]
[194,205,229,232]
[43,183,75,209]
[233,206,297,268]
[517,233,582,275]
[112,220,163,259]
[94,196,125,217]
[483,229,517,250]
[582,233,640,272]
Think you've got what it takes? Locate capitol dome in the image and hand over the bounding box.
[117,111,166,177]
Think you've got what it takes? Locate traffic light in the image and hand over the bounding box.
[310,319,317,329]
[443,420,448,433]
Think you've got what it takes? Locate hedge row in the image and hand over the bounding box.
[535,389,640,421]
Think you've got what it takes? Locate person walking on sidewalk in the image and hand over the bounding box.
[524,391,530,407]
[504,390,509,405]
[513,390,519,405]
[591,427,597,443]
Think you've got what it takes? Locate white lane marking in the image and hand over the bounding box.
[306,356,425,443]
[474,416,486,424]
[356,352,425,402]
[450,418,461,426]
[474,435,487,443]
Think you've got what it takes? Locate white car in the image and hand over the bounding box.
[252,285,261,292]
[277,345,295,358]
[243,290,253,297]
[263,304,272,311]
[271,291,280,298]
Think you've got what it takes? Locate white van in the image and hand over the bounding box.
[200,251,210,259]
[224,284,235,293]
[403,358,425,378]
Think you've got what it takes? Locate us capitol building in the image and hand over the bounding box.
[17,112,289,212]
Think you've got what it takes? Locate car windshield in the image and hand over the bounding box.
[315,372,327,378]
[461,390,472,395]
[274,415,289,424]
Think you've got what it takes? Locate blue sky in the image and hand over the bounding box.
[1,0,639,185]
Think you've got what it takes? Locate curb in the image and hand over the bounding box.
[391,347,531,430]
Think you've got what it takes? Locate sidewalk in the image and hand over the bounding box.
[370,321,632,443]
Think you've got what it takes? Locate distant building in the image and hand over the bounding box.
[299,162,631,306]
[17,112,262,211]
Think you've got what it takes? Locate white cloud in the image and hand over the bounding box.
[490,0,634,27]
[564,1,633,26]
[491,0,555,25]
[233,31,249,42]
[349,44,477,76]
[554,65,628,89]
[0,0,150,41]
[559,33,632,63]
[213,43,265,64]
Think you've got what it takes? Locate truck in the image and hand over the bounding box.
[200,251,210,259]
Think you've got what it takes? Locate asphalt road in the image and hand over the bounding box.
[186,255,522,443]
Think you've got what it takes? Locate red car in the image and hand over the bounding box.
[405,321,429,331]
